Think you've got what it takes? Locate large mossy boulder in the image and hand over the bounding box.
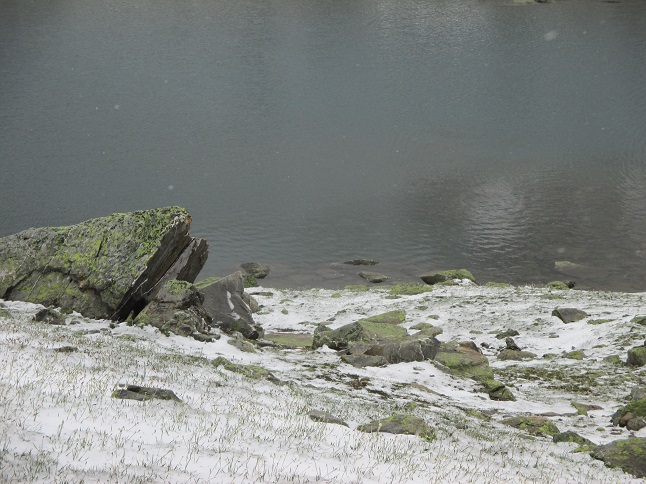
[0,207,207,320]
[591,438,646,478]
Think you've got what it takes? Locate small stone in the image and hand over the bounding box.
[505,337,521,351]
[308,410,349,427]
[112,385,181,402]
[344,259,379,266]
[54,346,78,353]
[358,271,389,283]
[33,307,66,325]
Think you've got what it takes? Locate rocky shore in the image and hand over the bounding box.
[1,208,645,481]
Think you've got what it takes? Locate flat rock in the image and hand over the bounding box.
[552,307,589,323]
[308,410,349,427]
[358,271,389,283]
[343,259,378,266]
[112,385,181,402]
[502,416,560,437]
[0,207,207,320]
[357,414,435,439]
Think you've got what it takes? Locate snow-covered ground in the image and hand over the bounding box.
[1,284,645,483]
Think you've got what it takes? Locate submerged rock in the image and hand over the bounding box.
[240,262,270,279]
[343,259,378,266]
[0,207,207,320]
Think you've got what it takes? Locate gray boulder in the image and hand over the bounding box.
[552,307,589,323]
[112,385,181,402]
[200,271,264,339]
[308,410,349,427]
[0,207,207,320]
[591,438,646,478]
[133,280,214,340]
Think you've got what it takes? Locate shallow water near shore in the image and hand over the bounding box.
[1,0,645,291]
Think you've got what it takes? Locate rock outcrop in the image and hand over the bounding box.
[0,207,207,320]
[199,271,264,339]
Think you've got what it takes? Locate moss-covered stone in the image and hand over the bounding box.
[498,349,536,361]
[630,316,646,326]
[546,281,569,290]
[388,283,433,296]
[0,207,206,320]
[263,332,313,347]
[357,414,435,440]
[420,269,476,285]
[564,350,586,360]
[627,346,646,367]
[481,379,516,401]
[212,356,274,380]
[502,416,560,437]
[552,430,597,450]
[484,282,513,288]
[434,343,494,381]
[591,438,646,478]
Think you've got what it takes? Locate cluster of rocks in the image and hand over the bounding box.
[313,309,515,401]
[0,207,263,342]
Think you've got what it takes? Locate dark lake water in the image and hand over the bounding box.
[1,0,646,291]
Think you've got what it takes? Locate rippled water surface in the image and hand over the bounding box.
[1,0,645,290]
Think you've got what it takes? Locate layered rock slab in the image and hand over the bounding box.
[0,207,207,320]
